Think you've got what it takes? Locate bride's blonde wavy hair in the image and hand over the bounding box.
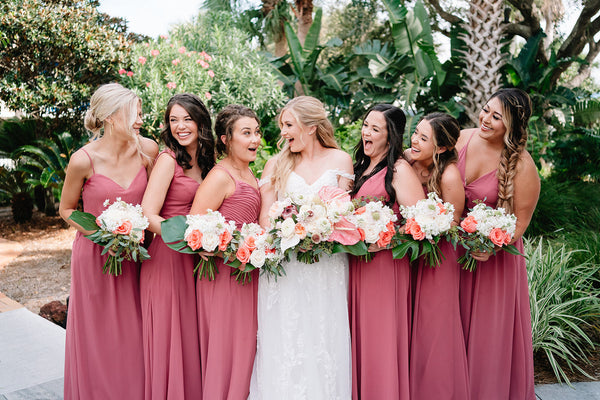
[271,96,339,193]
[83,83,152,164]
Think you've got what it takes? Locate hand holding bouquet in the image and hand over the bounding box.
[69,198,150,276]
[347,199,397,259]
[161,210,235,280]
[457,201,521,271]
[222,222,283,284]
[392,192,456,267]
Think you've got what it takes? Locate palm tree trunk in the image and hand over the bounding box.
[459,0,506,126]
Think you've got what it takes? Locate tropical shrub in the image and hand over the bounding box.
[119,11,286,143]
[526,237,600,384]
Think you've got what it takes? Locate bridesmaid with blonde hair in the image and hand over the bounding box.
[59,82,158,399]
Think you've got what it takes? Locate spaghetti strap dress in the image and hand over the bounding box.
[348,168,411,400]
[64,149,146,400]
[139,150,202,399]
[409,186,469,400]
[456,133,535,400]
[196,165,260,400]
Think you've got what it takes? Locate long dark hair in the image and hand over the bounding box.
[351,104,406,204]
[161,93,215,179]
[420,112,460,196]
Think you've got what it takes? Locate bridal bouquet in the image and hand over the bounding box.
[347,199,397,259]
[223,222,283,284]
[392,192,456,267]
[269,186,364,264]
[457,202,520,271]
[69,198,150,276]
[161,210,236,280]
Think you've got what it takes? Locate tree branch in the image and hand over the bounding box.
[425,0,463,25]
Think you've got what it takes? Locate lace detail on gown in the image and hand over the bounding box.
[248,169,352,400]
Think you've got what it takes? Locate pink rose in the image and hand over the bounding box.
[172,58,180,66]
[205,92,212,100]
[138,56,147,64]
[236,245,251,264]
[186,230,203,251]
[166,82,176,89]
[460,215,478,233]
[150,49,160,57]
[245,236,257,252]
[126,71,133,77]
[118,68,126,75]
[178,46,186,54]
[113,220,132,235]
[489,228,508,247]
[208,70,215,78]
[218,230,233,251]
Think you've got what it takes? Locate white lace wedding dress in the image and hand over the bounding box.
[248,169,352,400]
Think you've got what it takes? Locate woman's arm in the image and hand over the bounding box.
[141,153,176,235]
[59,149,94,234]
[439,164,465,224]
[392,159,426,207]
[333,150,354,192]
[141,136,159,175]
[189,166,234,216]
[511,151,541,241]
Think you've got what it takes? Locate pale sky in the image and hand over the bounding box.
[98,0,204,38]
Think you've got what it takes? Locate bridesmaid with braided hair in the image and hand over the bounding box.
[456,88,540,400]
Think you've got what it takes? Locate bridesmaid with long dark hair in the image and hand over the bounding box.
[457,88,539,400]
[59,83,158,399]
[349,104,424,400]
[140,93,215,399]
[406,113,469,399]
[190,104,262,399]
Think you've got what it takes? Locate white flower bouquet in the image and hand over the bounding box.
[69,198,150,276]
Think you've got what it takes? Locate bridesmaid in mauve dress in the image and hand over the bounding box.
[139,94,215,399]
[405,113,469,400]
[189,105,262,400]
[59,83,158,399]
[456,88,540,400]
[349,104,424,400]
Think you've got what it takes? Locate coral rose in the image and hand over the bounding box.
[186,229,203,251]
[489,228,508,247]
[358,228,366,241]
[409,223,425,241]
[113,220,132,235]
[377,229,394,248]
[236,245,251,264]
[245,236,257,252]
[460,215,478,233]
[218,230,233,251]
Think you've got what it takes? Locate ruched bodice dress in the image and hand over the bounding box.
[196,165,261,400]
[457,133,535,400]
[64,152,146,400]
[348,168,411,400]
[410,185,469,400]
[140,150,202,399]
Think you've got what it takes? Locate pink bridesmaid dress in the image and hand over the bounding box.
[196,166,260,400]
[410,185,470,399]
[140,150,202,399]
[64,149,146,399]
[349,167,411,400]
[457,133,535,400]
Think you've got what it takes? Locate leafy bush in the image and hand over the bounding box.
[119,11,286,143]
[528,177,600,237]
[526,237,600,384]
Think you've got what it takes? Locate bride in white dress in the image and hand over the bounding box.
[248,96,354,400]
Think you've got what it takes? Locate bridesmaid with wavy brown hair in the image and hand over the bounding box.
[456,88,539,400]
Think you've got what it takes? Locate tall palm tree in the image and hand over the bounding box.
[459,0,505,126]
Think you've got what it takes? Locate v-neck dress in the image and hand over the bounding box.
[64,149,146,400]
[139,150,202,399]
[456,133,535,400]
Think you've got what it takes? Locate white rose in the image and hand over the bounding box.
[364,226,380,243]
[249,248,266,268]
[280,218,296,238]
[201,233,219,252]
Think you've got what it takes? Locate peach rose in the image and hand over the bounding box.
[386,221,396,234]
[409,223,425,241]
[355,206,366,215]
[504,233,512,245]
[113,220,132,235]
[358,228,366,241]
[218,230,233,251]
[186,229,203,251]
[245,236,257,252]
[460,215,478,233]
[295,223,307,239]
[404,218,417,235]
[436,202,447,214]
[489,228,508,247]
[236,245,251,264]
[377,229,394,248]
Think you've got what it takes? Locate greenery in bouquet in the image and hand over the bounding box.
[69,198,150,276]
